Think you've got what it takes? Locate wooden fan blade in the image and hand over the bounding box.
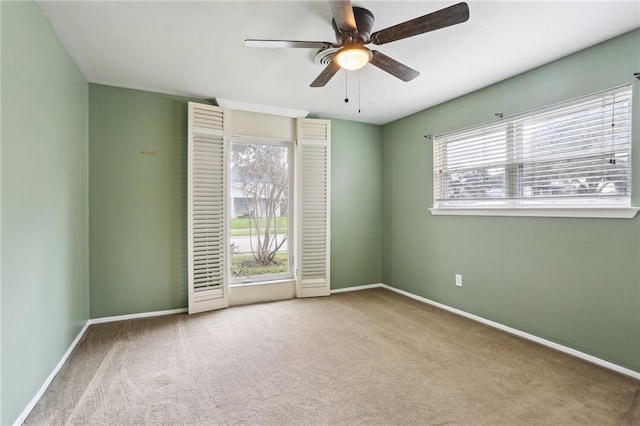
[329,1,357,33]
[371,2,469,45]
[310,61,341,87]
[370,51,420,82]
[245,39,334,49]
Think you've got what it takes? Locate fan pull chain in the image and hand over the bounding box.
[344,69,349,103]
[358,79,361,113]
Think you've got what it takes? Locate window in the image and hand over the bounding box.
[229,138,293,284]
[187,102,331,313]
[432,85,635,217]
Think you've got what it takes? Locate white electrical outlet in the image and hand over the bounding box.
[455,274,463,287]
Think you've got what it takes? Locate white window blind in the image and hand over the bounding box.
[433,85,632,209]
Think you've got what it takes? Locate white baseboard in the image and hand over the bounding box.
[87,307,188,325]
[13,307,188,425]
[330,283,383,294]
[13,320,92,426]
[378,283,640,381]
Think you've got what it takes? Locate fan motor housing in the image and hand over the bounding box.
[332,7,375,44]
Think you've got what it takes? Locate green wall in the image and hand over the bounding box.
[330,119,382,289]
[89,85,195,318]
[89,85,382,317]
[0,2,4,421]
[381,29,640,372]
[1,2,89,424]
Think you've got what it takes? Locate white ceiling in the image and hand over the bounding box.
[38,1,640,125]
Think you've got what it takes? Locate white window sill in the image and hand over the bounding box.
[428,207,639,219]
[229,278,295,288]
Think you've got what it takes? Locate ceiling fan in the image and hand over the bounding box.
[245,1,470,87]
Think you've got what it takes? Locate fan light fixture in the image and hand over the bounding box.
[335,45,372,71]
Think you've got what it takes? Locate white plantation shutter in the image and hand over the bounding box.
[188,102,229,314]
[296,118,331,298]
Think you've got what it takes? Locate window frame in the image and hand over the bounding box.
[430,85,638,219]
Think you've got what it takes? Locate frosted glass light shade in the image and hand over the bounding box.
[335,46,372,71]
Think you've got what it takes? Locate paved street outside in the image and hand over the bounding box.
[231,234,288,252]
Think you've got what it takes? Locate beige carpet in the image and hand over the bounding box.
[25,288,639,425]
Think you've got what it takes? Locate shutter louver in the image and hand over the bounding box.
[296,118,331,298]
[188,103,228,314]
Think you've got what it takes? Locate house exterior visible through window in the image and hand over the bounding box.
[432,85,633,213]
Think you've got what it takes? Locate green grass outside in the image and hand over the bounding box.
[231,252,288,277]
[230,217,288,229]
